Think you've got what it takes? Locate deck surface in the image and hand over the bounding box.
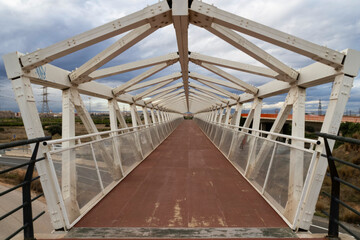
[75,120,287,228]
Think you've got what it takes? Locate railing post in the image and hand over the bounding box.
[323,137,340,240]
[23,142,39,240]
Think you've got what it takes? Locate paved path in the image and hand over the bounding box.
[75,120,287,228]
[0,184,52,239]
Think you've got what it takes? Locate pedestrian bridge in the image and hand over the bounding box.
[2,0,360,239]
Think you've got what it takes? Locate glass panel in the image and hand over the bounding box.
[213,126,223,147]
[158,125,166,140]
[50,144,103,212]
[263,144,290,210]
[209,124,217,140]
[117,134,143,175]
[247,138,275,192]
[138,129,153,157]
[92,138,117,188]
[74,144,103,209]
[228,132,254,173]
[219,128,234,157]
[150,126,160,147]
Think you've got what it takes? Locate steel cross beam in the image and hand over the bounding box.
[189,0,345,69]
[189,89,223,105]
[155,93,185,106]
[133,79,175,101]
[200,63,258,94]
[189,82,230,98]
[189,72,245,92]
[159,95,186,108]
[20,1,171,70]
[189,93,221,106]
[194,79,239,100]
[144,83,183,103]
[172,1,190,111]
[112,63,170,96]
[88,53,179,81]
[154,89,185,104]
[69,24,156,84]
[207,24,299,82]
[189,88,228,104]
[189,52,278,79]
[125,72,181,93]
[146,82,183,97]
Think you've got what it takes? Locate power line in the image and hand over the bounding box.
[41,87,51,114]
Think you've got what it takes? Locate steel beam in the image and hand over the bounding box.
[69,24,156,84]
[112,63,169,96]
[126,72,181,93]
[172,0,190,111]
[195,79,239,100]
[61,89,80,222]
[189,52,277,78]
[20,1,171,70]
[189,72,245,91]
[190,0,344,69]
[189,82,230,98]
[200,63,258,94]
[133,79,174,101]
[207,24,299,82]
[89,53,179,81]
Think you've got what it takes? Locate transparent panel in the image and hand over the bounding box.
[92,138,117,188]
[51,144,104,212]
[263,144,290,211]
[75,144,103,209]
[150,126,161,147]
[213,126,223,147]
[264,147,314,221]
[138,129,153,157]
[158,125,166,140]
[117,134,143,175]
[50,151,62,190]
[209,124,217,140]
[164,123,170,136]
[204,123,210,135]
[219,128,234,157]
[228,132,254,173]
[247,138,275,192]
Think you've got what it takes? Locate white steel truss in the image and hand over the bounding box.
[2,0,360,233]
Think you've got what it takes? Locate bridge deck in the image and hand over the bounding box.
[75,120,287,229]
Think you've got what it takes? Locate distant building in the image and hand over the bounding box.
[0,111,15,118]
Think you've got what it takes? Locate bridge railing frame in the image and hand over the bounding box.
[42,118,183,229]
[194,117,322,230]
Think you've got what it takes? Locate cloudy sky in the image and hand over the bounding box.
[0,0,359,114]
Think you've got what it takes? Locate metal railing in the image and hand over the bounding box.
[194,118,320,229]
[43,118,183,229]
[316,132,360,240]
[0,136,51,240]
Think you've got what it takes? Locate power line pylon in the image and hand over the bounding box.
[41,87,51,114]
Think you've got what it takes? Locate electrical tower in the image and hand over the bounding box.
[318,99,322,115]
[41,87,51,114]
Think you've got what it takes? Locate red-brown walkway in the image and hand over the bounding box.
[75,120,286,229]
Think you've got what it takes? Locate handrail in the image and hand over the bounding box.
[316,132,360,240]
[44,122,165,145]
[0,136,51,150]
[210,121,320,145]
[0,136,51,240]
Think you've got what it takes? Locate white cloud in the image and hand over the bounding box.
[0,0,359,113]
